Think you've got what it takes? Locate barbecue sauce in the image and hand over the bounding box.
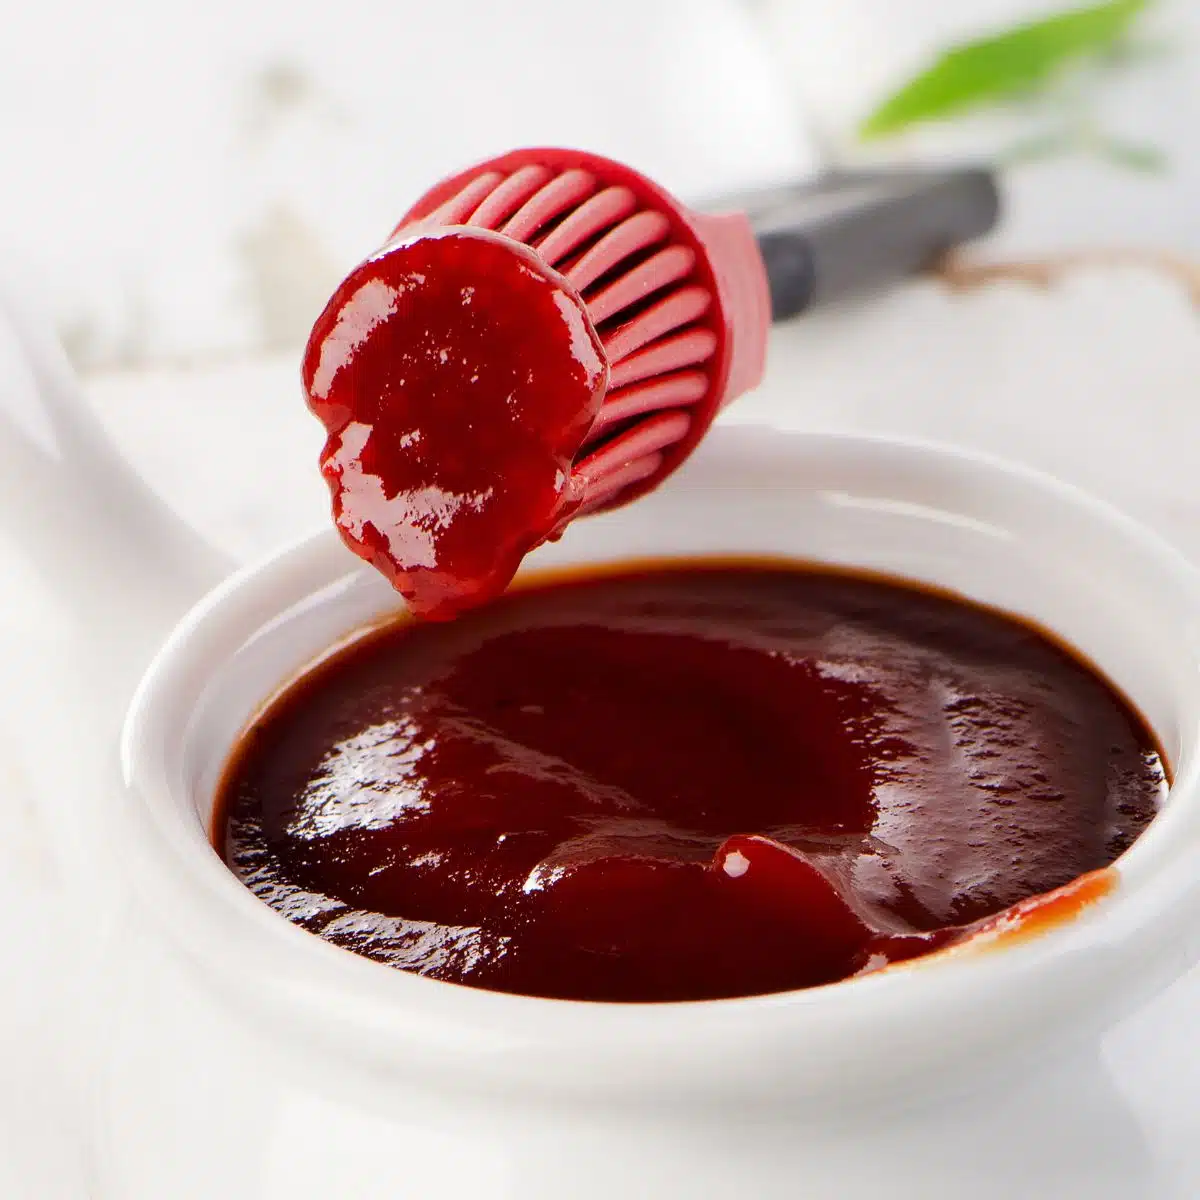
[215,562,1164,1002]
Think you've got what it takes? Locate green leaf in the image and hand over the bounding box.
[860,0,1149,139]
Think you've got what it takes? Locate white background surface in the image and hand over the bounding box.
[2,0,1197,373]
[0,0,813,371]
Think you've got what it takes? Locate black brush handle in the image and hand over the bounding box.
[715,167,1001,321]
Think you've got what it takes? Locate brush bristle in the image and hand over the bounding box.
[420,166,721,501]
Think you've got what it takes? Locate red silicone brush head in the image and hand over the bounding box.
[303,148,770,618]
[394,148,771,513]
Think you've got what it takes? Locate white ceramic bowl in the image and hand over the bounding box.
[102,426,1200,1198]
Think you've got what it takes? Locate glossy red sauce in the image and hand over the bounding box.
[215,563,1165,1002]
[302,228,606,619]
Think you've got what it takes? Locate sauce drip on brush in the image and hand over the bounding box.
[302,148,771,618]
